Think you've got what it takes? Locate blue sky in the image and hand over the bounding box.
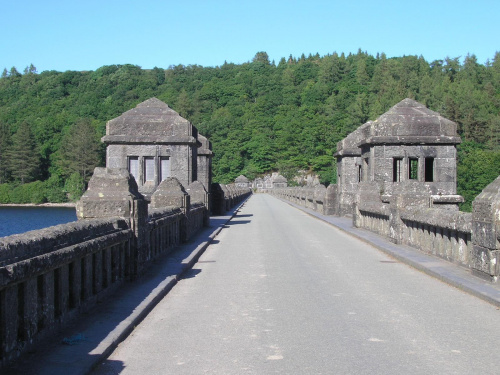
[1,0,499,73]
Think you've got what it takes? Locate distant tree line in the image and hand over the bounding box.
[0,51,499,210]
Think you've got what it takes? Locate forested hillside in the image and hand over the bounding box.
[0,51,499,210]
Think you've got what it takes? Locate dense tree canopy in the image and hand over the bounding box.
[0,51,499,208]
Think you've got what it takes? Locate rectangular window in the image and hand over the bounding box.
[160,157,170,181]
[357,165,362,183]
[128,157,139,181]
[144,157,155,182]
[425,158,434,182]
[363,158,369,181]
[393,158,403,182]
[408,158,418,180]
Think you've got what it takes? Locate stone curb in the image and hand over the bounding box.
[276,196,500,308]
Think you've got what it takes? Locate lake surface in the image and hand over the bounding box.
[0,206,77,238]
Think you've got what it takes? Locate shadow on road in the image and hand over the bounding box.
[182,268,202,279]
[223,220,251,226]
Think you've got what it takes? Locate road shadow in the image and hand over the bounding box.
[181,268,202,279]
[91,358,125,374]
[224,220,251,226]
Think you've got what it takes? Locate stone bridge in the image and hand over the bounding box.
[1,187,500,374]
[1,97,499,373]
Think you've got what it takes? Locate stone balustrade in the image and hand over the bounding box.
[400,209,472,266]
[0,218,133,365]
[211,183,252,215]
[0,168,250,367]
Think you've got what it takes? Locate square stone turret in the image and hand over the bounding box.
[102,98,207,200]
[235,175,250,188]
[335,98,462,215]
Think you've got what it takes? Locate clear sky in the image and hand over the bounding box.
[1,0,499,73]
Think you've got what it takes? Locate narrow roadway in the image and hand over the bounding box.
[94,194,500,374]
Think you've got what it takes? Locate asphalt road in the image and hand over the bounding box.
[92,194,500,375]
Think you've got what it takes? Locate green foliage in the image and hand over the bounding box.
[457,142,500,211]
[0,121,11,183]
[6,122,40,184]
[0,178,67,204]
[57,118,101,182]
[8,181,47,204]
[0,184,10,203]
[43,175,68,203]
[64,172,85,201]
[0,52,499,204]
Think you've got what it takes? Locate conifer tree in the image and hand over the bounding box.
[6,122,40,183]
[0,122,11,183]
[57,119,101,183]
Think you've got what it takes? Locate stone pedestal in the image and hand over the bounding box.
[387,182,431,244]
[151,178,190,242]
[76,167,148,275]
[471,176,500,281]
[187,181,210,226]
[324,184,339,216]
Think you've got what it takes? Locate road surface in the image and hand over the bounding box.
[93,194,500,374]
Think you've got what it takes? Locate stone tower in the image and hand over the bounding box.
[102,97,210,200]
[335,98,462,215]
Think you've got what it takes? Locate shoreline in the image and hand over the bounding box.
[0,203,76,208]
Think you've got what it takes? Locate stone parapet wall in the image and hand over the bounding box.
[210,183,252,216]
[146,206,183,263]
[0,218,134,366]
[401,214,471,266]
[400,208,471,233]
[0,219,129,267]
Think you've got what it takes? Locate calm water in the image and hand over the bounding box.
[0,206,77,238]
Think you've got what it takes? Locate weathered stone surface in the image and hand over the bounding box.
[103,98,195,140]
[471,175,500,280]
[0,218,128,266]
[253,172,287,191]
[363,98,458,140]
[324,185,339,215]
[210,183,226,215]
[197,134,213,193]
[186,181,208,205]
[187,181,210,226]
[313,184,327,213]
[150,177,190,212]
[76,167,143,220]
[335,98,461,215]
[235,175,251,188]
